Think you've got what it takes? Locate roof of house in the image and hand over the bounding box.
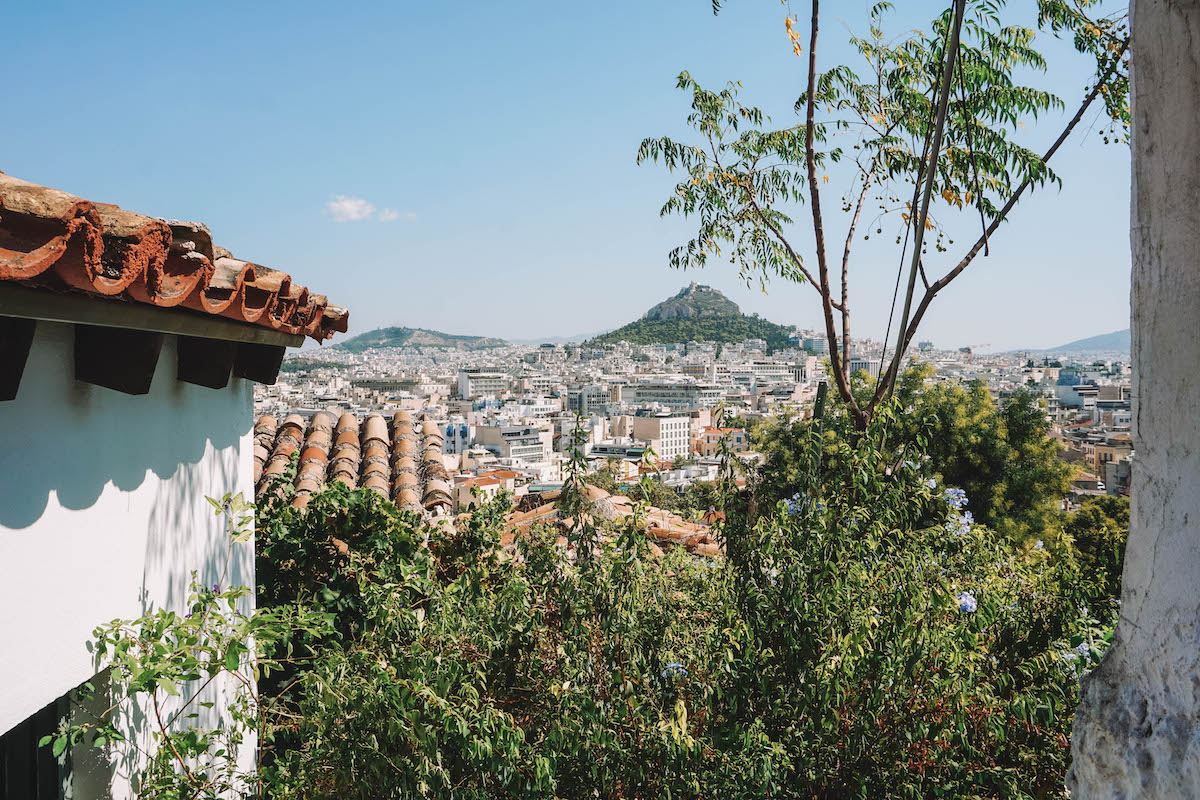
[255,410,450,513]
[0,171,348,341]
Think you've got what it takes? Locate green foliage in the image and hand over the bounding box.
[639,0,1129,422]
[54,409,1110,798]
[638,2,1076,287]
[756,366,1073,546]
[589,311,795,352]
[718,407,1088,798]
[1063,495,1129,618]
[894,374,1073,544]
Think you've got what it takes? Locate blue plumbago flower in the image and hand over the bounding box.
[1065,641,1092,662]
[944,488,968,510]
[785,493,823,516]
[945,511,973,537]
[924,478,937,489]
[905,460,918,471]
[213,583,221,593]
[1034,540,1045,550]
[956,591,978,614]
[661,662,688,679]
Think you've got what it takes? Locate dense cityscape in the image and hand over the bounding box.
[10,0,1186,793]
[254,283,1134,521]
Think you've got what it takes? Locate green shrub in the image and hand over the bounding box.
[52,406,1111,798]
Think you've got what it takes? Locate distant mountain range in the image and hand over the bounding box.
[1040,328,1130,354]
[589,283,795,351]
[509,330,610,345]
[334,326,507,353]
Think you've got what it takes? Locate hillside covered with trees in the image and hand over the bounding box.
[590,284,795,351]
[335,326,508,353]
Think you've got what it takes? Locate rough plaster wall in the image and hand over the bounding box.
[1068,1,1200,796]
[0,321,255,798]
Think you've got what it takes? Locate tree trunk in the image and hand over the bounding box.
[1069,1,1200,795]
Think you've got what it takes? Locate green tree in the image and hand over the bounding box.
[895,377,1073,543]
[754,366,1072,545]
[639,0,1129,426]
[1063,495,1129,617]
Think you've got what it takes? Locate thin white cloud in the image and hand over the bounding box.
[378,208,417,222]
[326,195,376,222]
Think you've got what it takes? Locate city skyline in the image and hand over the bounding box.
[3,0,1131,351]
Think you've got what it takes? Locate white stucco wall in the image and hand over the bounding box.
[0,320,256,797]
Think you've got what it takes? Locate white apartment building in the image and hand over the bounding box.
[629,412,692,462]
[457,368,509,397]
[630,380,723,411]
[505,396,562,418]
[475,423,554,466]
[848,358,882,378]
[803,336,829,354]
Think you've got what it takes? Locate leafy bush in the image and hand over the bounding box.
[52,404,1110,798]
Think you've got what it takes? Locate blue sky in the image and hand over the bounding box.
[3,1,1130,351]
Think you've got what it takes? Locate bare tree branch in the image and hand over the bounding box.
[804,0,861,419]
[840,167,875,380]
[873,35,1130,408]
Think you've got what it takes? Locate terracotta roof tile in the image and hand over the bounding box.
[255,410,449,516]
[0,171,348,341]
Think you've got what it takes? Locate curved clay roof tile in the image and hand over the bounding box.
[362,414,388,446]
[322,305,350,334]
[361,460,389,478]
[0,172,103,282]
[396,488,421,508]
[125,221,214,307]
[309,411,336,434]
[361,475,389,495]
[299,445,328,465]
[0,172,348,343]
[187,256,256,317]
[362,442,390,461]
[294,477,322,495]
[55,204,171,296]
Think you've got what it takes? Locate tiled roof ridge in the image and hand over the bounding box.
[0,171,348,341]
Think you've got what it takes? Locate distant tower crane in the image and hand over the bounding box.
[958,344,991,365]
